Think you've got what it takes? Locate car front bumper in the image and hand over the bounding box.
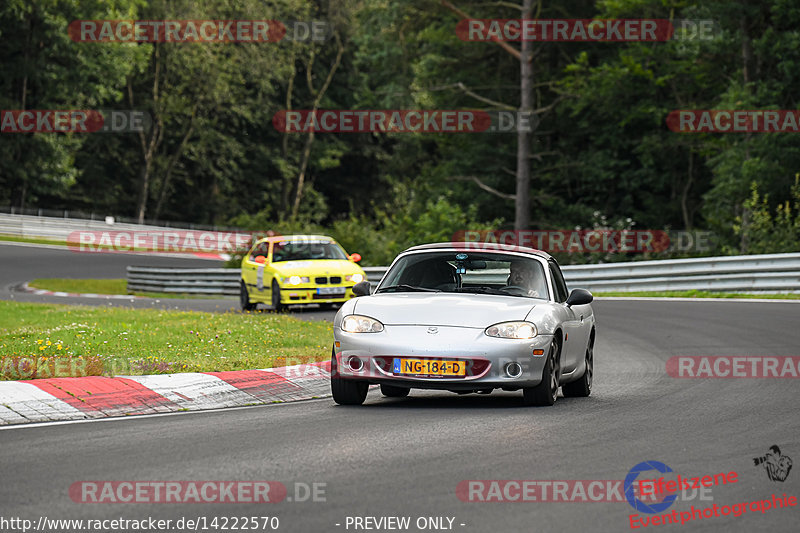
[333,325,553,390]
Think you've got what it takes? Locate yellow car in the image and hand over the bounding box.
[240,235,367,311]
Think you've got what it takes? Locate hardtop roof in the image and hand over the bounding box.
[401,242,553,260]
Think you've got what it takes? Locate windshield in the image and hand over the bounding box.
[377,252,549,299]
[271,240,348,262]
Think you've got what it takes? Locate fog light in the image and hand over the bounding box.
[347,356,364,372]
[505,362,523,378]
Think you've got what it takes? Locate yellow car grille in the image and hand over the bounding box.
[315,276,342,284]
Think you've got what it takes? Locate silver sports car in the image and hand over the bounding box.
[330,242,596,406]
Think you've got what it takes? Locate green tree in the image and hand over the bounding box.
[0,0,148,209]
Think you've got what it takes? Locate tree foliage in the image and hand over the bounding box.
[3,0,799,263]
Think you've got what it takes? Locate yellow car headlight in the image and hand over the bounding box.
[287,275,310,286]
[346,273,364,283]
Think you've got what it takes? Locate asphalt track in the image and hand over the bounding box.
[1,242,799,532]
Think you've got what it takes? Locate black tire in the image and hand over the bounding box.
[563,336,593,398]
[330,349,368,405]
[240,281,256,311]
[271,279,285,312]
[380,384,410,397]
[522,338,561,406]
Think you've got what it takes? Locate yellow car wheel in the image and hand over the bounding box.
[271,280,286,312]
[240,281,256,311]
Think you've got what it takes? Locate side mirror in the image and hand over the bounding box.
[566,288,593,306]
[254,255,267,264]
[352,281,371,297]
[349,253,362,263]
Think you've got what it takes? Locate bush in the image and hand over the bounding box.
[734,176,800,255]
[330,190,504,265]
[224,189,504,267]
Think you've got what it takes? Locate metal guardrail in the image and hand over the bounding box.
[0,213,203,241]
[125,266,387,296]
[127,267,240,295]
[561,253,800,292]
[0,208,241,234]
[10,210,798,294]
[362,267,388,289]
[125,253,800,296]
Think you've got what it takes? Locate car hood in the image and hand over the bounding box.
[352,293,537,328]
[271,259,363,277]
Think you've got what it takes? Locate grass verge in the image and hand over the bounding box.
[0,234,67,246]
[0,300,332,380]
[594,290,800,299]
[28,278,222,299]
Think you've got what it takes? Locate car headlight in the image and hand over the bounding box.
[342,314,384,333]
[346,273,364,283]
[286,275,310,285]
[485,321,537,339]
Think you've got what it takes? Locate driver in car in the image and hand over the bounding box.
[507,260,544,297]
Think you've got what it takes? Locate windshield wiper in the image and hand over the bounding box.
[451,286,508,295]
[376,284,441,293]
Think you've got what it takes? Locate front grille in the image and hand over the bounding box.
[330,276,342,284]
[313,293,344,300]
[315,276,328,284]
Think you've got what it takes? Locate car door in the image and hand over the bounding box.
[242,241,271,299]
[548,260,584,373]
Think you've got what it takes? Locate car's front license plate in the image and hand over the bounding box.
[317,287,345,295]
[392,358,466,376]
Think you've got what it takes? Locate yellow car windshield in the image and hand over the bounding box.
[272,241,348,262]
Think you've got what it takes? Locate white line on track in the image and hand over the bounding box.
[595,296,800,303]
